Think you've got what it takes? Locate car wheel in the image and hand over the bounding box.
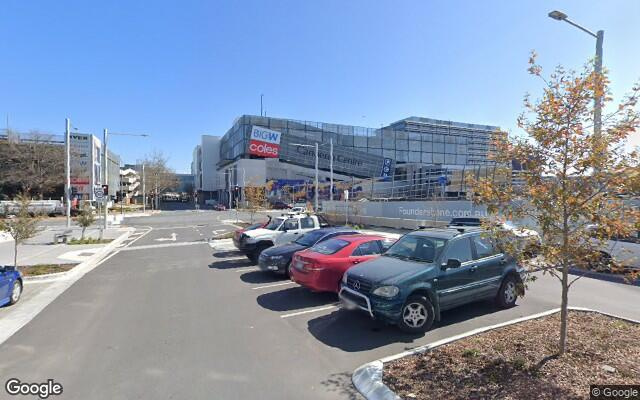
[398,295,435,333]
[496,275,518,309]
[9,280,22,305]
[249,244,271,265]
[284,261,292,277]
[589,252,613,273]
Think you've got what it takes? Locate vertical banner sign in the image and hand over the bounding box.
[380,158,393,177]
[69,134,92,196]
[248,126,281,158]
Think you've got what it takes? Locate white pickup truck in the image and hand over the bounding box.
[233,214,330,262]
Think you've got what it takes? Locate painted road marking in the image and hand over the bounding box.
[280,305,339,319]
[120,241,205,252]
[155,233,177,242]
[235,267,258,272]
[251,281,296,290]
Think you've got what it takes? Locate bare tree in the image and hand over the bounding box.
[0,130,64,198]
[141,151,179,209]
[0,194,41,268]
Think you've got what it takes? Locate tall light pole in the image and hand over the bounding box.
[142,163,146,213]
[103,128,108,229]
[291,143,321,212]
[548,10,604,141]
[329,138,333,201]
[65,118,71,228]
[260,94,264,117]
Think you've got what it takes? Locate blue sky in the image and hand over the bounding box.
[2,0,639,172]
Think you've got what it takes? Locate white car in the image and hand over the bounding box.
[233,214,329,262]
[587,225,640,271]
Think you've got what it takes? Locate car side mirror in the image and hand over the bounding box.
[442,258,461,270]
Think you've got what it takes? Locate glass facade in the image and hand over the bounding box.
[219,115,500,170]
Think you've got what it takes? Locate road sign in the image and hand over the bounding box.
[94,187,104,200]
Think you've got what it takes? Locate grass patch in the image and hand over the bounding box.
[67,238,113,245]
[19,264,77,276]
[213,232,234,240]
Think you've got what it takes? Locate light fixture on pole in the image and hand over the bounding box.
[548,10,604,143]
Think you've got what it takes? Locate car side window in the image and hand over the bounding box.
[472,235,498,259]
[300,217,315,229]
[283,219,299,230]
[352,240,382,256]
[443,238,473,263]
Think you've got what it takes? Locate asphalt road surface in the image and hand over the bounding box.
[1,210,639,399]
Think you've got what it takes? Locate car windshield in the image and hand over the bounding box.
[264,218,284,230]
[294,230,327,246]
[384,235,447,263]
[310,238,350,255]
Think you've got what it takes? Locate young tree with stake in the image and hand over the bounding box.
[75,202,95,240]
[0,195,41,268]
[471,53,640,356]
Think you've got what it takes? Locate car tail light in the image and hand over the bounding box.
[303,260,324,272]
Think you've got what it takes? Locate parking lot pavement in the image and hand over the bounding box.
[2,211,639,399]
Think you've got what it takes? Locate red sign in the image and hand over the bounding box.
[248,126,282,158]
[249,141,280,158]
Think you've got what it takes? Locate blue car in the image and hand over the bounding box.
[0,265,23,307]
[339,227,524,333]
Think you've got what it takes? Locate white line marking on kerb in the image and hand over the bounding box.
[251,281,296,290]
[280,305,338,318]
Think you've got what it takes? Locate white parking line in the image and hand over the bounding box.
[280,305,338,318]
[251,281,296,290]
[235,267,259,272]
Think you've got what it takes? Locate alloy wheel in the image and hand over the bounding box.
[402,302,427,328]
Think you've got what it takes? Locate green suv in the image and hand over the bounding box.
[339,227,524,333]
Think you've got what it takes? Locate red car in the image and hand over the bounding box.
[232,218,270,243]
[290,234,394,293]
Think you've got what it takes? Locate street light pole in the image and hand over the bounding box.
[314,142,319,212]
[103,128,108,230]
[142,163,146,213]
[548,10,604,144]
[65,118,71,228]
[329,138,333,202]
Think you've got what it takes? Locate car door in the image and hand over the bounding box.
[436,237,477,309]
[276,218,301,245]
[470,233,505,298]
[0,267,9,303]
[607,231,640,269]
[350,240,383,265]
[299,217,317,235]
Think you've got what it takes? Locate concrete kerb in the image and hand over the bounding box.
[22,228,134,282]
[351,307,640,400]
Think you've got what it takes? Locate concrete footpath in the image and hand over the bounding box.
[0,226,130,267]
[0,227,134,345]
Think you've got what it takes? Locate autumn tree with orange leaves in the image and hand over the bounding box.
[471,53,640,355]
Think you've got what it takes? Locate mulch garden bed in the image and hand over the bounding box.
[19,263,77,276]
[384,311,639,399]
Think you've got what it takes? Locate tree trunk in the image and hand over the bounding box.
[81,226,86,240]
[559,263,569,355]
[14,239,18,268]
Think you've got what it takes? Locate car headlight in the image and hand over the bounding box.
[372,285,399,298]
[342,273,348,285]
[270,255,283,260]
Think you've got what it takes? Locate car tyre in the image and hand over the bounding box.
[496,275,518,309]
[248,243,271,264]
[398,295,435,333]
[589,252,613,273]
[9,280,22,305]
[285,261,292,277]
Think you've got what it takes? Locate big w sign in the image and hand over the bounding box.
[248,126,281,158]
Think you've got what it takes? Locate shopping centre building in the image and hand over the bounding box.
[192,115,501,206]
